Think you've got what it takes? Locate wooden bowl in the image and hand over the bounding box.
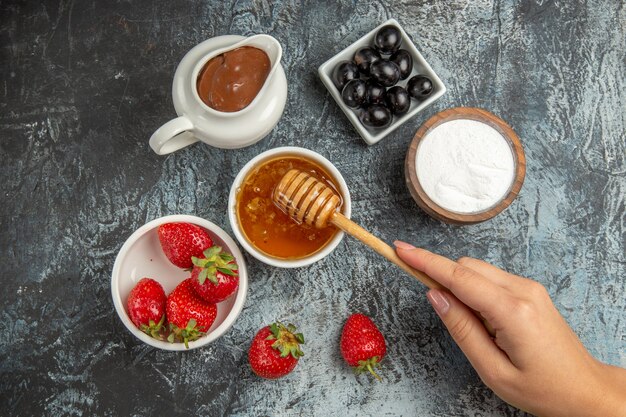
[405,107,526,225]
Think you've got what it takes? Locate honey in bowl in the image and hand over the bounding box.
[236,156,342,259]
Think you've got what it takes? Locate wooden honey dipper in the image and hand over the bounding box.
[274,169,496,335]
[273,169,443,290]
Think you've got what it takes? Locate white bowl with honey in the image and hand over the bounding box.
[228,147,352,268]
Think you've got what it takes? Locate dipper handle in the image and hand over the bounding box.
[329,212,443,290]
[273,169,442,289]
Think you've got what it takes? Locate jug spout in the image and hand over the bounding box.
[238,34,282,72]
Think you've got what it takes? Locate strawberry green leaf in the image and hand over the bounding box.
[269,323,280,338]
[355,357,382,381]
[266,322,305,359]
[167,320,206,349]
[198,268,209,284]
[186,319,197,331]
[220,254,235,262]
[207,270,219,284]
[216,267,237,276]
[140,315,166,340]
[203,246,222,259]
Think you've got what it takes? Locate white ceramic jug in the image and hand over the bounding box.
[150,34,287,155]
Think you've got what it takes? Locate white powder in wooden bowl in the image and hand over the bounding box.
[416,119,515,214]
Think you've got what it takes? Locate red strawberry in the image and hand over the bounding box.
[340,313,386,381]
[248,322,305,379]
[157,222,213,269]
[166,278,217,348]
[126,278,167,339]
[190,246,239,303]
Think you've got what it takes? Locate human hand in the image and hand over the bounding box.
[394,241,626,417]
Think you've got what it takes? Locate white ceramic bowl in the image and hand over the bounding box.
[318,18,446,146]
[228,146,352,268]
[111,214,248,351]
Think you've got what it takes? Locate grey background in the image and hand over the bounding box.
[1,1,624,416]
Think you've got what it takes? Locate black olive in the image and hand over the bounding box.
[353,47,381,76]
[365,80,386,105]
[385,86,411,115]
[359,105,392,129]
[370,60,401,87]
[332,61,359,91]
[374,25,402,54]
[390,49,413,80]
[341,79,367,108]
[407,75,434,100]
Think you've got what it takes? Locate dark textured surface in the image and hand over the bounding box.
[1,1,624,416]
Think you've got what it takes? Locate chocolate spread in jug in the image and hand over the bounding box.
[196,46,271,112]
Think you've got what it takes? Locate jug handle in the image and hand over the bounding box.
[149,116,198,155]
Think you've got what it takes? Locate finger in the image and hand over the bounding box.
[456,257,513,287]
[457,257,536,296]
[396,247,512,318]
[427,289,516,387]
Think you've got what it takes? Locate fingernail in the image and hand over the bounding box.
[394,240,415,250]
[427,289,450,315]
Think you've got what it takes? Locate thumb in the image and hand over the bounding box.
[427,289,513,383]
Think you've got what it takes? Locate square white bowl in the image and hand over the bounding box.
[318,18,446,145]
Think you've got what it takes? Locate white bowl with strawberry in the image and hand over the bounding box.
[111,215,247,350]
